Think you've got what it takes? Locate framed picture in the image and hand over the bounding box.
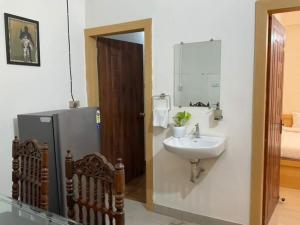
[4,13,40,66]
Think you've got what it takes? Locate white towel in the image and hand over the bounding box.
[153,108,169,128]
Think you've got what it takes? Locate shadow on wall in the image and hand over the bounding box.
[153,127,218,199]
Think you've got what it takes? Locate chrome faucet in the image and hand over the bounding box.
[194,123,200,138]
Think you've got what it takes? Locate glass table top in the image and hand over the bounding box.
[0,195,81,225]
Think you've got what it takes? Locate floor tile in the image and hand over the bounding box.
[268,187,300,225]
[125,199,196,225]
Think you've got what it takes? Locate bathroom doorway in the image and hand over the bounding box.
[251,1,300,225]
[97,33,146,203]
[84,19,153,208]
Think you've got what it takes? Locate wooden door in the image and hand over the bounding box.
[263,15,285,225]
[97,37,145,183]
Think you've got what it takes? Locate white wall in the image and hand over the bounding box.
[282,24,300,114]
[0,0,87,195]
[86,1,255,224]
[105,32,144,44]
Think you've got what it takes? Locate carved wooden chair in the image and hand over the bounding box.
[65,150,125,225]
[12,137,49,210]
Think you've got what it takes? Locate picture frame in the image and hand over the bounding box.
[4,13,40,66]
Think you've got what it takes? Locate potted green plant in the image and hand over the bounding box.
[172,111,192,138]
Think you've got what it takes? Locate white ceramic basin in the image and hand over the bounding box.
[163,135,226,160]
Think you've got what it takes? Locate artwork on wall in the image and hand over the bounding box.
[4,13,40,66]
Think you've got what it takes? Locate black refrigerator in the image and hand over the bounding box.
[17,107,101,216]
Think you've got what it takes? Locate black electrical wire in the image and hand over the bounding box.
[66,0,75,102]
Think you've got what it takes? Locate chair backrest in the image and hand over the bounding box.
[65,151,125,225]
[12,137,49,210]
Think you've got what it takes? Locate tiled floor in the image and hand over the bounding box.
[125,199,198,225]
[268,187,300,225]
[125,175,146,203]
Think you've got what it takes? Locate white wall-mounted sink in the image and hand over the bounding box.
[163,135,226,160]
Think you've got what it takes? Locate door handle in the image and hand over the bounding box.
[139,112,145,117]
[280,124,282,134]
[276,119,283,134]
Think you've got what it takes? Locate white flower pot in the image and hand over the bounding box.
[172,126,186,138]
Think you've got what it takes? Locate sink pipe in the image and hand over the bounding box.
[190,159,204,183]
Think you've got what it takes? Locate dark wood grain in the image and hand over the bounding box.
[97,37,145,183]
[12,137,49,210]
[263,15,285,225]
[65,150,75,220]
[65,150,125,225]
[12,137,20,201]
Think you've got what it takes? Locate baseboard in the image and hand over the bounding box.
[153,204,242,225]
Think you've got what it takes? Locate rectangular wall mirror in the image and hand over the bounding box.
[174,40,221,107]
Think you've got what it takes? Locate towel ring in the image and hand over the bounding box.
[152,93,171,111]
